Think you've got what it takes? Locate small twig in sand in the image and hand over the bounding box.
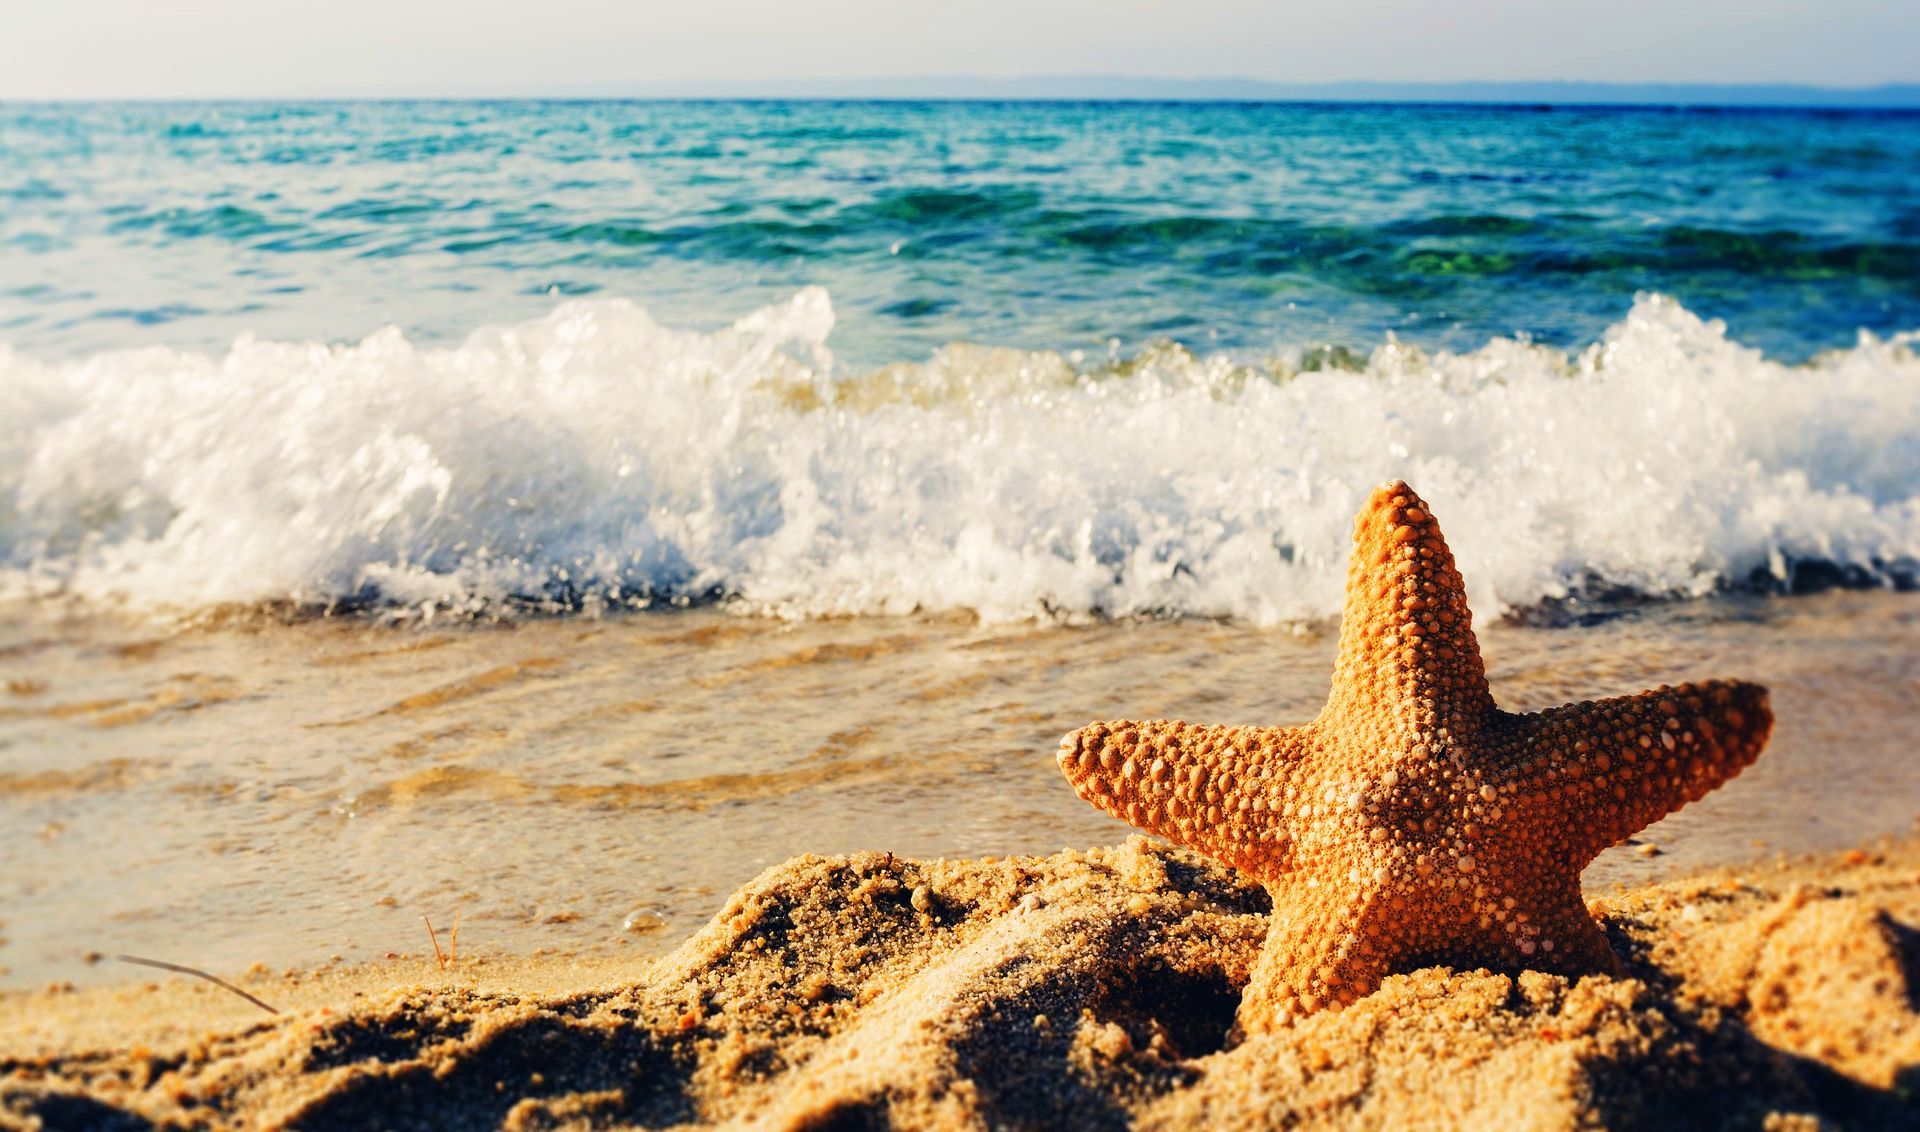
[114,955,278,1015]
[424,914,447,970]
[449,909,459,967]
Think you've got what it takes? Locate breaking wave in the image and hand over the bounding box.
[2,290,1916,623]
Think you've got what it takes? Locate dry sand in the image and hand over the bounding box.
[3,838,1917,1130]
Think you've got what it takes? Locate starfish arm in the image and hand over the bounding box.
[1499,679,1773,861]
[1323,481,1496,745]
[1056,719,1310,878]
[1237,883,1393,1032]
[1522,883,1624,978]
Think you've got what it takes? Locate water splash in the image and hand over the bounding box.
[2,291,1916,623]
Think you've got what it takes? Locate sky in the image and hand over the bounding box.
[4,0,1917,100]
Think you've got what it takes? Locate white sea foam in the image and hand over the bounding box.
[2,291,1916,623]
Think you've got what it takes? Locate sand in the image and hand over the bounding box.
[3,838,1917,1131]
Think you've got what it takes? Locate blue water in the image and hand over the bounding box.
[4,100,1918,365]
[2,101,1919,620]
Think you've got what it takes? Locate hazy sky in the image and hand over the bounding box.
[6,0,1917,99]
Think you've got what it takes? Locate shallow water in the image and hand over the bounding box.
[2,590,1914,987]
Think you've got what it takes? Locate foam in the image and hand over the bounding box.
[2,291,1915,623]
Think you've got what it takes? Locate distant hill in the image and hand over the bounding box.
[595,76,1920,109]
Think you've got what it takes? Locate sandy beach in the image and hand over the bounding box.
[4,94,1918,1130]
[2,837,1916,1129]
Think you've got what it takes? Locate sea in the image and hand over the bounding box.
[1,100,1917,986]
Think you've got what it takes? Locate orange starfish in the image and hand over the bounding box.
[1057,481,1772,1035]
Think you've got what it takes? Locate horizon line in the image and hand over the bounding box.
[7,76,1920,109]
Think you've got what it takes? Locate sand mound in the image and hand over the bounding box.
[5,840,1918,1130]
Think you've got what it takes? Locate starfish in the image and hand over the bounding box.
[1057,481,1772,1035]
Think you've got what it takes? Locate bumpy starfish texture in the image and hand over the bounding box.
[1057,481,1772,1036]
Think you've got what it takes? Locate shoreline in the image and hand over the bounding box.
[4,589,1917,992]
[5,837,1916,1129]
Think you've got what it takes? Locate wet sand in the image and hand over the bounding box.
[2,590,1917,990]
[3,838,1917,1129]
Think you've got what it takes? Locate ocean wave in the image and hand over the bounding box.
[1,290,1916,623]
[89,183,1920,289]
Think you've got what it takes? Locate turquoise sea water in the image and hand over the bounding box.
[5,100,1919,363]
[2,101,1918,618]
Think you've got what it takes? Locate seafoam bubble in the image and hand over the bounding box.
[622,907,668,934]
[0,290,1915,624]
